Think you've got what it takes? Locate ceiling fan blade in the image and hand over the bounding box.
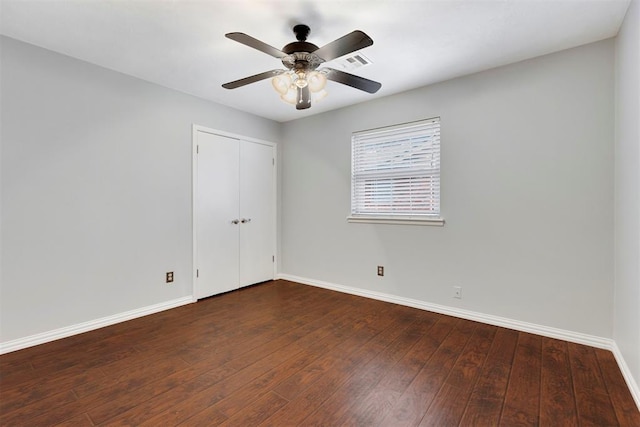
[222,69,285,89]
[324,68,381,94]
[226,32,287,58]
[314,30,373,62]
[296,86,311,110]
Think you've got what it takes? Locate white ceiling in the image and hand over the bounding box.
[0,0,630,123]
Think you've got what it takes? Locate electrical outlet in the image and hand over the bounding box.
[377,266,384,276]
[453,286,462,299]
[166,272,174,283]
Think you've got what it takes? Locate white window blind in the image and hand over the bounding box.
[351,118,440,219]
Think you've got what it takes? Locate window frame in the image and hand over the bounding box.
[347,117,444,226]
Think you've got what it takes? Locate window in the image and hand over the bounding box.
[349,117,443,225]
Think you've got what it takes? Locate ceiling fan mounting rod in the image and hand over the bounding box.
[293,24,311,41]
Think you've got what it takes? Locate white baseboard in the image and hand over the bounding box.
[0,296,195,355]
[277,273,639,409]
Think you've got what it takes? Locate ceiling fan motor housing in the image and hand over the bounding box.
[282,41,318,55]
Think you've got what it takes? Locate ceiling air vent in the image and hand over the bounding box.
[331,52,372,72]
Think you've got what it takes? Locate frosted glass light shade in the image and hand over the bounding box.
[272,74,291,95]
[280,86,298,105]
[307,71,327,93]
[312,89,328,102]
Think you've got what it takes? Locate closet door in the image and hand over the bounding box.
[195,131,240,298]
[239,140,275,287]
[194,128,276,300]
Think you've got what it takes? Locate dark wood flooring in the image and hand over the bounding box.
[1,280,638,426]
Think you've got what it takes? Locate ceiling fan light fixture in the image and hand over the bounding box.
[226,26,380,109]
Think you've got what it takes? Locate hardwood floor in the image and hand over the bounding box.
[1,280,638,426]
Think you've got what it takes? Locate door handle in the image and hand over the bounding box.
[231,219,239,224]
[241,218,252,223]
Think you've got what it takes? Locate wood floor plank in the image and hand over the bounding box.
[260,304,420,426]
[459,327,519,426]
[0,361,38,389]
[26,317,175,375]
[133,304,373,426]
[268,302,400,401]
[0,390,78,426]
[0,356,107,413]
[0,371,97,414]
[129,281,315,360]
[52,413,95,427]
[87,367,235,425]
[174,407,227,427]
[338,314,454,426]
[74,350,159,398]
[499,332,542,426]
[154,307,304,366]
[1,280,638,427]
[95,364,238,426]
[540,337,578,426]
[143,290,382,424]
[36,355,187,425]
[221,302,353,372]
[95,292,338,424]
[568,342,619,426]
[217,391,289,426]
[300,314,431,426]
[377,318,476,427]
[211,350,318,418]
[418,323,496,426]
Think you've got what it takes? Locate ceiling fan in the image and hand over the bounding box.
[222,24,382,110]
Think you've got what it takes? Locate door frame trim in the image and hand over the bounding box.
[192,124,278,300]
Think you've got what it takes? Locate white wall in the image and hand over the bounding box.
[614,0,640,396]
[0,36,281,342]
[281,39,615,338]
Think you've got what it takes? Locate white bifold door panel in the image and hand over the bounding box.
[195,130,275,299]
[239,140,275,287]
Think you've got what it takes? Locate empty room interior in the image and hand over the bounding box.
[1,0,639,425]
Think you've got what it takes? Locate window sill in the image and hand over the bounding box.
[347,216,445,226]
